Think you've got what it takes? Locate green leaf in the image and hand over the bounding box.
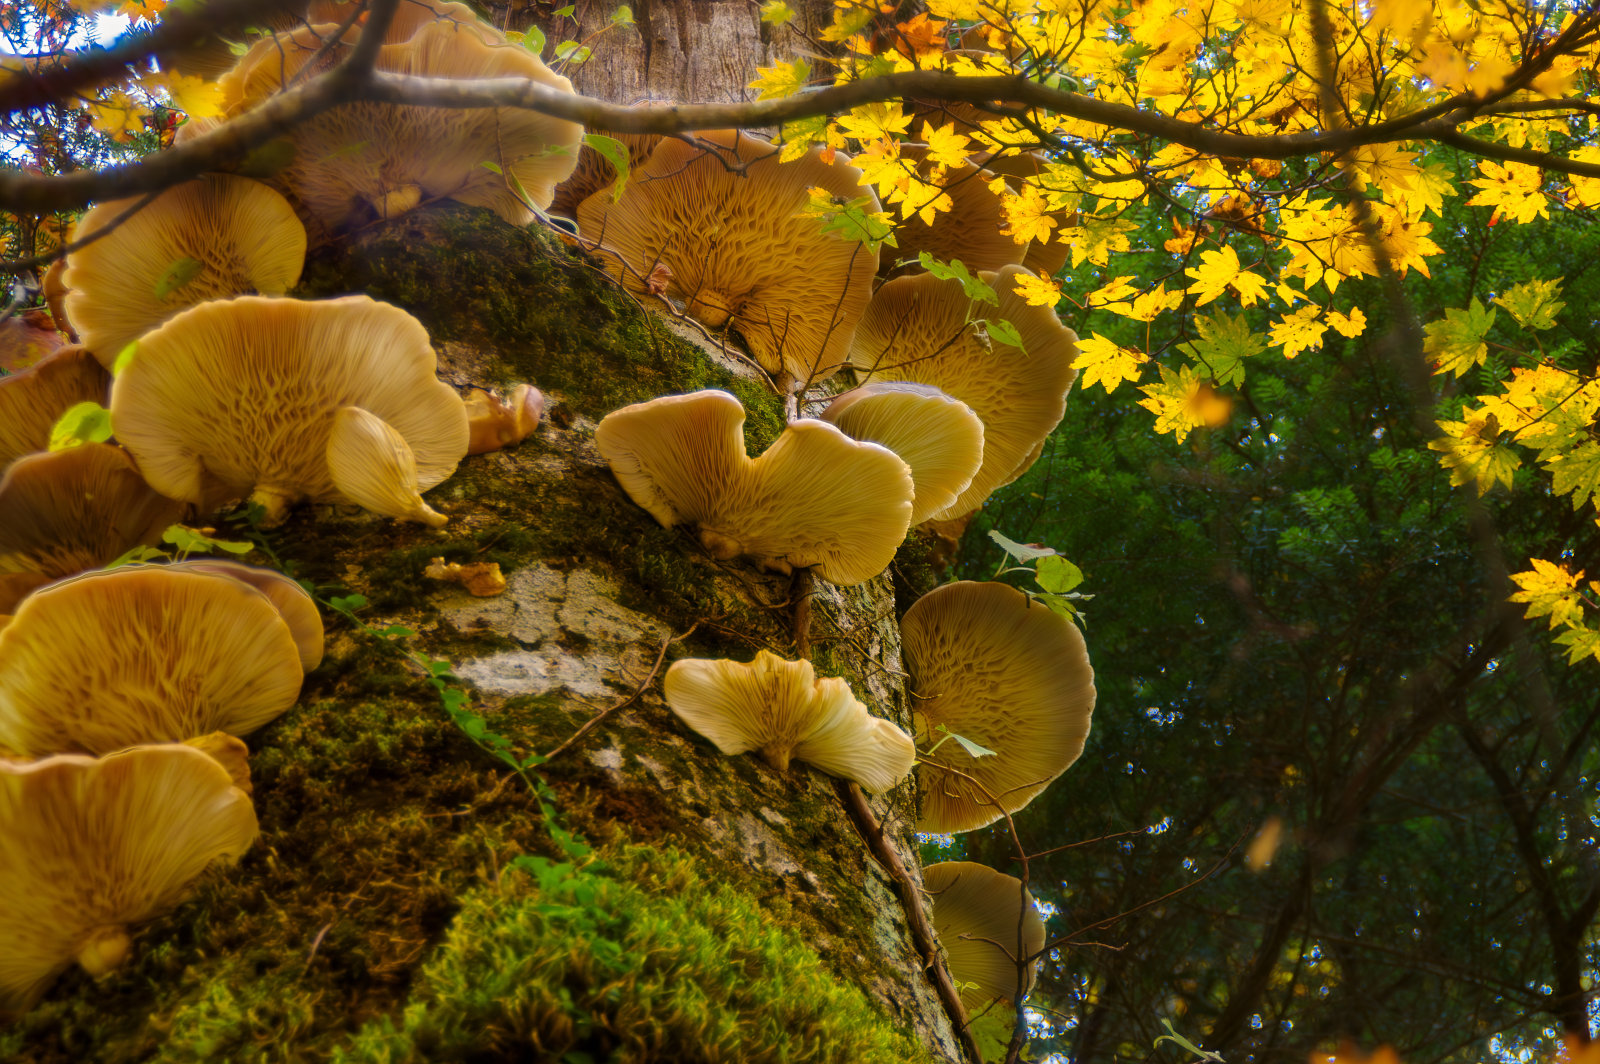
[48,401,113,450]
[1497,276,1564,331]
[760,0,796,25]
[948,731,999,759]
[1547,440,1600,508]
[988,528,1060,563]
[524,25,546,55]
[983,317,1024,351]
[918,252,997,305]
[554,40,592,64]
[378,624,417,638]
[1036,554,1085,594]
[166,526,251,557]
[480,160,503,175]
[1179,311,1266,388]
[153,256,203,300]
[112,340,139,374]
[555,4,575,16]
[327,593,369,612]
[584,132,633,201]
[610,4,634,25]
[1424,297,1497,377]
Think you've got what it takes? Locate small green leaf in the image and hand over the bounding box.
[112,340,139,374]
[1036,554,1084,593]
[48,401,113,450]
[918,252,997,305]
[523,25,546,55]
[584,132,633,201]
[327,593,369,612]
[153,257,203,300]
[1179,311,1266,388]
[949,731,999,759]
[161,525,253,556]
[378,624,417,638]
[480,160,504,175]
[983,317,1024,350]
[1497,276,1564,331]
[610,4,634,25]
[555,4,575,16]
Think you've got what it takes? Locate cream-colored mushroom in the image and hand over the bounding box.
[0,566,307,757]
[924,861,1047,1012]
[0,744,258,1019]
[594,390,914,586]
[61,175,306,366]
[848,265,1079,519]
[109,295,468,526]
[903,580,1096,834]
[663,650,915,794]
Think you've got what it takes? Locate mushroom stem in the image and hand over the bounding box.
[760,743,793,773]
[790,567,814,661]
[249,485,299,527]
[75,926,131,977]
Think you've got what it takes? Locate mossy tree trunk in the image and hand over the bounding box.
[4,209,963,1064]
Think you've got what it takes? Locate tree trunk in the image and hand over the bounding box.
[5,208,964,1063]
[502,0,837,106]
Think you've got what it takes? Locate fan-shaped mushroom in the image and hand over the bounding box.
[663,650,914,794]
[594,390,914,586]
[0,744,257,1019]
[0,566,309,757]
[109,295,468,526]
[576,130,880,388]
[925,861,1046,1012]
[848,265,1078,519]
[0,347,110,469]
[61,175,306,366]
[903,581,1095,833]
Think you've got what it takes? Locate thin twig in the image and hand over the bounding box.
[541,622,697,761]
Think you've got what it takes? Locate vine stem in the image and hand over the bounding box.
[833,779,986,1064]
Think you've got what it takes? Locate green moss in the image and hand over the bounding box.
[297,206,785,445]
[330,840,935,1064]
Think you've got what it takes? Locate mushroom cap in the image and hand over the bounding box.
[976,150,1072,277]
[848,265,1079,519]
[61,175,307,367]
[327,405,449,527]
[820,381,985,525]
[594,390,914,586]
[0,743,257,1019]
[903,580,1095,834]
[576,130,880,386]
[0,443,184,579]
[0,346,110,469]
[108,295,468,521]
[222,20,582,230]
[662,650,914,794]
[0,566,307,757]
[885,143,1026,276]
[158,560,324,672]
[924,861,1046,1012]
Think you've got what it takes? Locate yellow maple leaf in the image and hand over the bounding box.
[1509,558,1587,630]
[1429,412,1521,495]
[1466,160,1549,225]
[1086,276,1140,309]
[153,71,224,120]
[837,102,914,144]
[1013,272,1063,307]
[1269,306,1329,359]
[1185,245,1267,306]
[1001,184,1057,247]
[919,120,971,169]
[1138,363,1219,442]
[1327,306,1366,338]
[751,59,811,101]
[1076,333,1149,394]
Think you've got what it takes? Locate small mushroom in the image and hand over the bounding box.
[924,861,1046,1013]
[61,175,307,366]
[464,384,543,455]
[594,390,914,586]
[663,650,915,794]
[0,743,258,1019]
[903,581,1096,834]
